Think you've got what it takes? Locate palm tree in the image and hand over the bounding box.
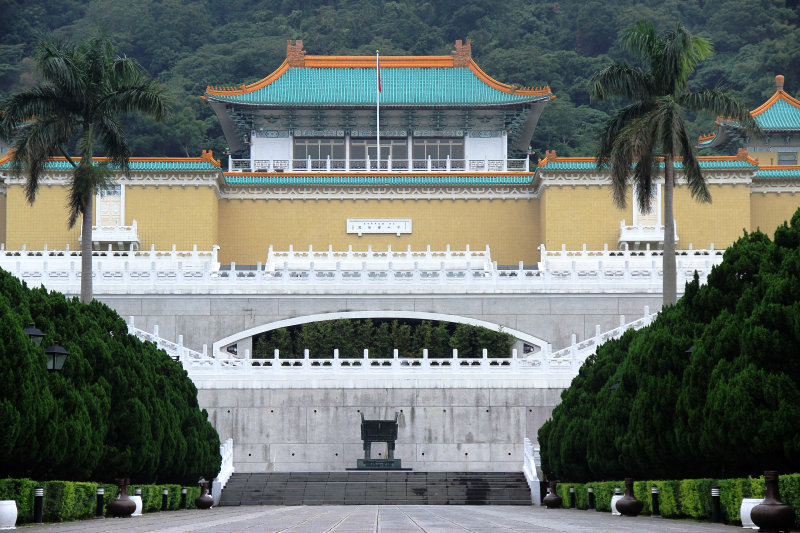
[591,21,759,305]
[0,37,167,303]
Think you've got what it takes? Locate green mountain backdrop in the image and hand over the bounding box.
[1,0,797,158]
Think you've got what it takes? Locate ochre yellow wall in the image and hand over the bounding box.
[125,186,218,250]
[751,192,800,236]
[4,185,82,249]
[539,185,626,250]
[673,183,751,248]
[217,198,541,265]
[750,151,776,166]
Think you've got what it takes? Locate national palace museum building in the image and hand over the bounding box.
[1,40,799,269]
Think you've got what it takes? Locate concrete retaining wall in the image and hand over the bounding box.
[101,293,661,353]
[198,386,564,472]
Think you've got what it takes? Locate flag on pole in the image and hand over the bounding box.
[377,52,382,92]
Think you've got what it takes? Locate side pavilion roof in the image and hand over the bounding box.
[699,75,800,149]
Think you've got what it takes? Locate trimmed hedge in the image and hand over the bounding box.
[0,478,201,524]
[554,474,799,527]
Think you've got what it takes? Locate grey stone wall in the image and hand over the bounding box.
[198,386,563,473]
[100,293,661,352]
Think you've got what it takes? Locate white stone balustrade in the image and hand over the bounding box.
[523,437,541,505]
[126,309,657,384]
[0,244,723,296]
[539,243,722,276]
[266,244,493,272]
[80,220,140,249]
[212,438,234,506]
[227,157,529,172]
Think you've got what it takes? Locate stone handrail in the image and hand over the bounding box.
[0,244,220,269]
[212,438,234,506]
[523,437,541,505]
[0,258,716,296]
[266,244,493,271]
[548,308,657,361]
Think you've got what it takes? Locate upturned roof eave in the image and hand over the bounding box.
[205,96,551,108]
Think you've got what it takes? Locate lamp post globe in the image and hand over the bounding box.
[44,343,69,372]
[23,324,45,346]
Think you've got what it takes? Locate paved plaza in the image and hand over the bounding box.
[19,505,739,532]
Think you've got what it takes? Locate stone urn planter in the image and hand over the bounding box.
[107,478,136,518]
[750,471,796,533]
[542,481,563,509]
[195,480,213,510]
[0,500,17,530]
[615,478,643,517]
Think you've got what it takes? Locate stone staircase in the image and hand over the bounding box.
[220,471,532,506]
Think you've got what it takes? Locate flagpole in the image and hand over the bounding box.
[376,50,380,172]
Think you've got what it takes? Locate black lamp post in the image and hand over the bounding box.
[23,324,45,346]
[44,343,69,372]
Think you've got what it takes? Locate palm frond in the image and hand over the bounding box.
[10,116,77,202]
[103,77,168,121]
[676,123,710,203]
[96,116,131,174]
[67,163,114,227]
[682,89,762,138]
[35,40,83,97]
[596,101,654,163]
[590,63,652,102]
[659,23,712,90]
[623,21,661,67]
[1,85,79,124]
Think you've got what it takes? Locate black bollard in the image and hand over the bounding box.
[569,486,576,508]
[180,487,187,509]
[95,486,105,518]
[162,488,169,512]
[710,486,721,523]
[33,486,44,523]
[651,485,660,517]
[587,486,595,510]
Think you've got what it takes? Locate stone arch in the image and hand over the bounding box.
[212,310,549,357]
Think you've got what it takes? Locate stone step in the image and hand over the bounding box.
[219,471,532,506]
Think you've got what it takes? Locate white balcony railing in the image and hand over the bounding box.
[228,156,529,173]
[618,219,679,250]
[79,220,140,250]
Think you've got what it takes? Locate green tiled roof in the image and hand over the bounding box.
[538,159,758,171]
[207,68,550,106]
[753,98,800,130]
[224,173,534,185]
[755,169,800,178]
[0,159,219,171]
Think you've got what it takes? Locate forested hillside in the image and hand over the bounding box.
[1,0,797,157]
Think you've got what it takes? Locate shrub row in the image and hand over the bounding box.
[554,474,800,527]
[253,318,516,359]
[0,478,201,524]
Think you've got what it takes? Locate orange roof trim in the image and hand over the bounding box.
[750,89,800,117]
[537,149,759,167]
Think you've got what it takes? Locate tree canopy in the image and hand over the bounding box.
[538,208,800,482]
[0,268,220,483]
[1,0,797,158]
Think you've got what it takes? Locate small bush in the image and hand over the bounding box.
[0,478,37,522]
[679,478,713,519]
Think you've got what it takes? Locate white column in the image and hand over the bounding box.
[345,133,351,171]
